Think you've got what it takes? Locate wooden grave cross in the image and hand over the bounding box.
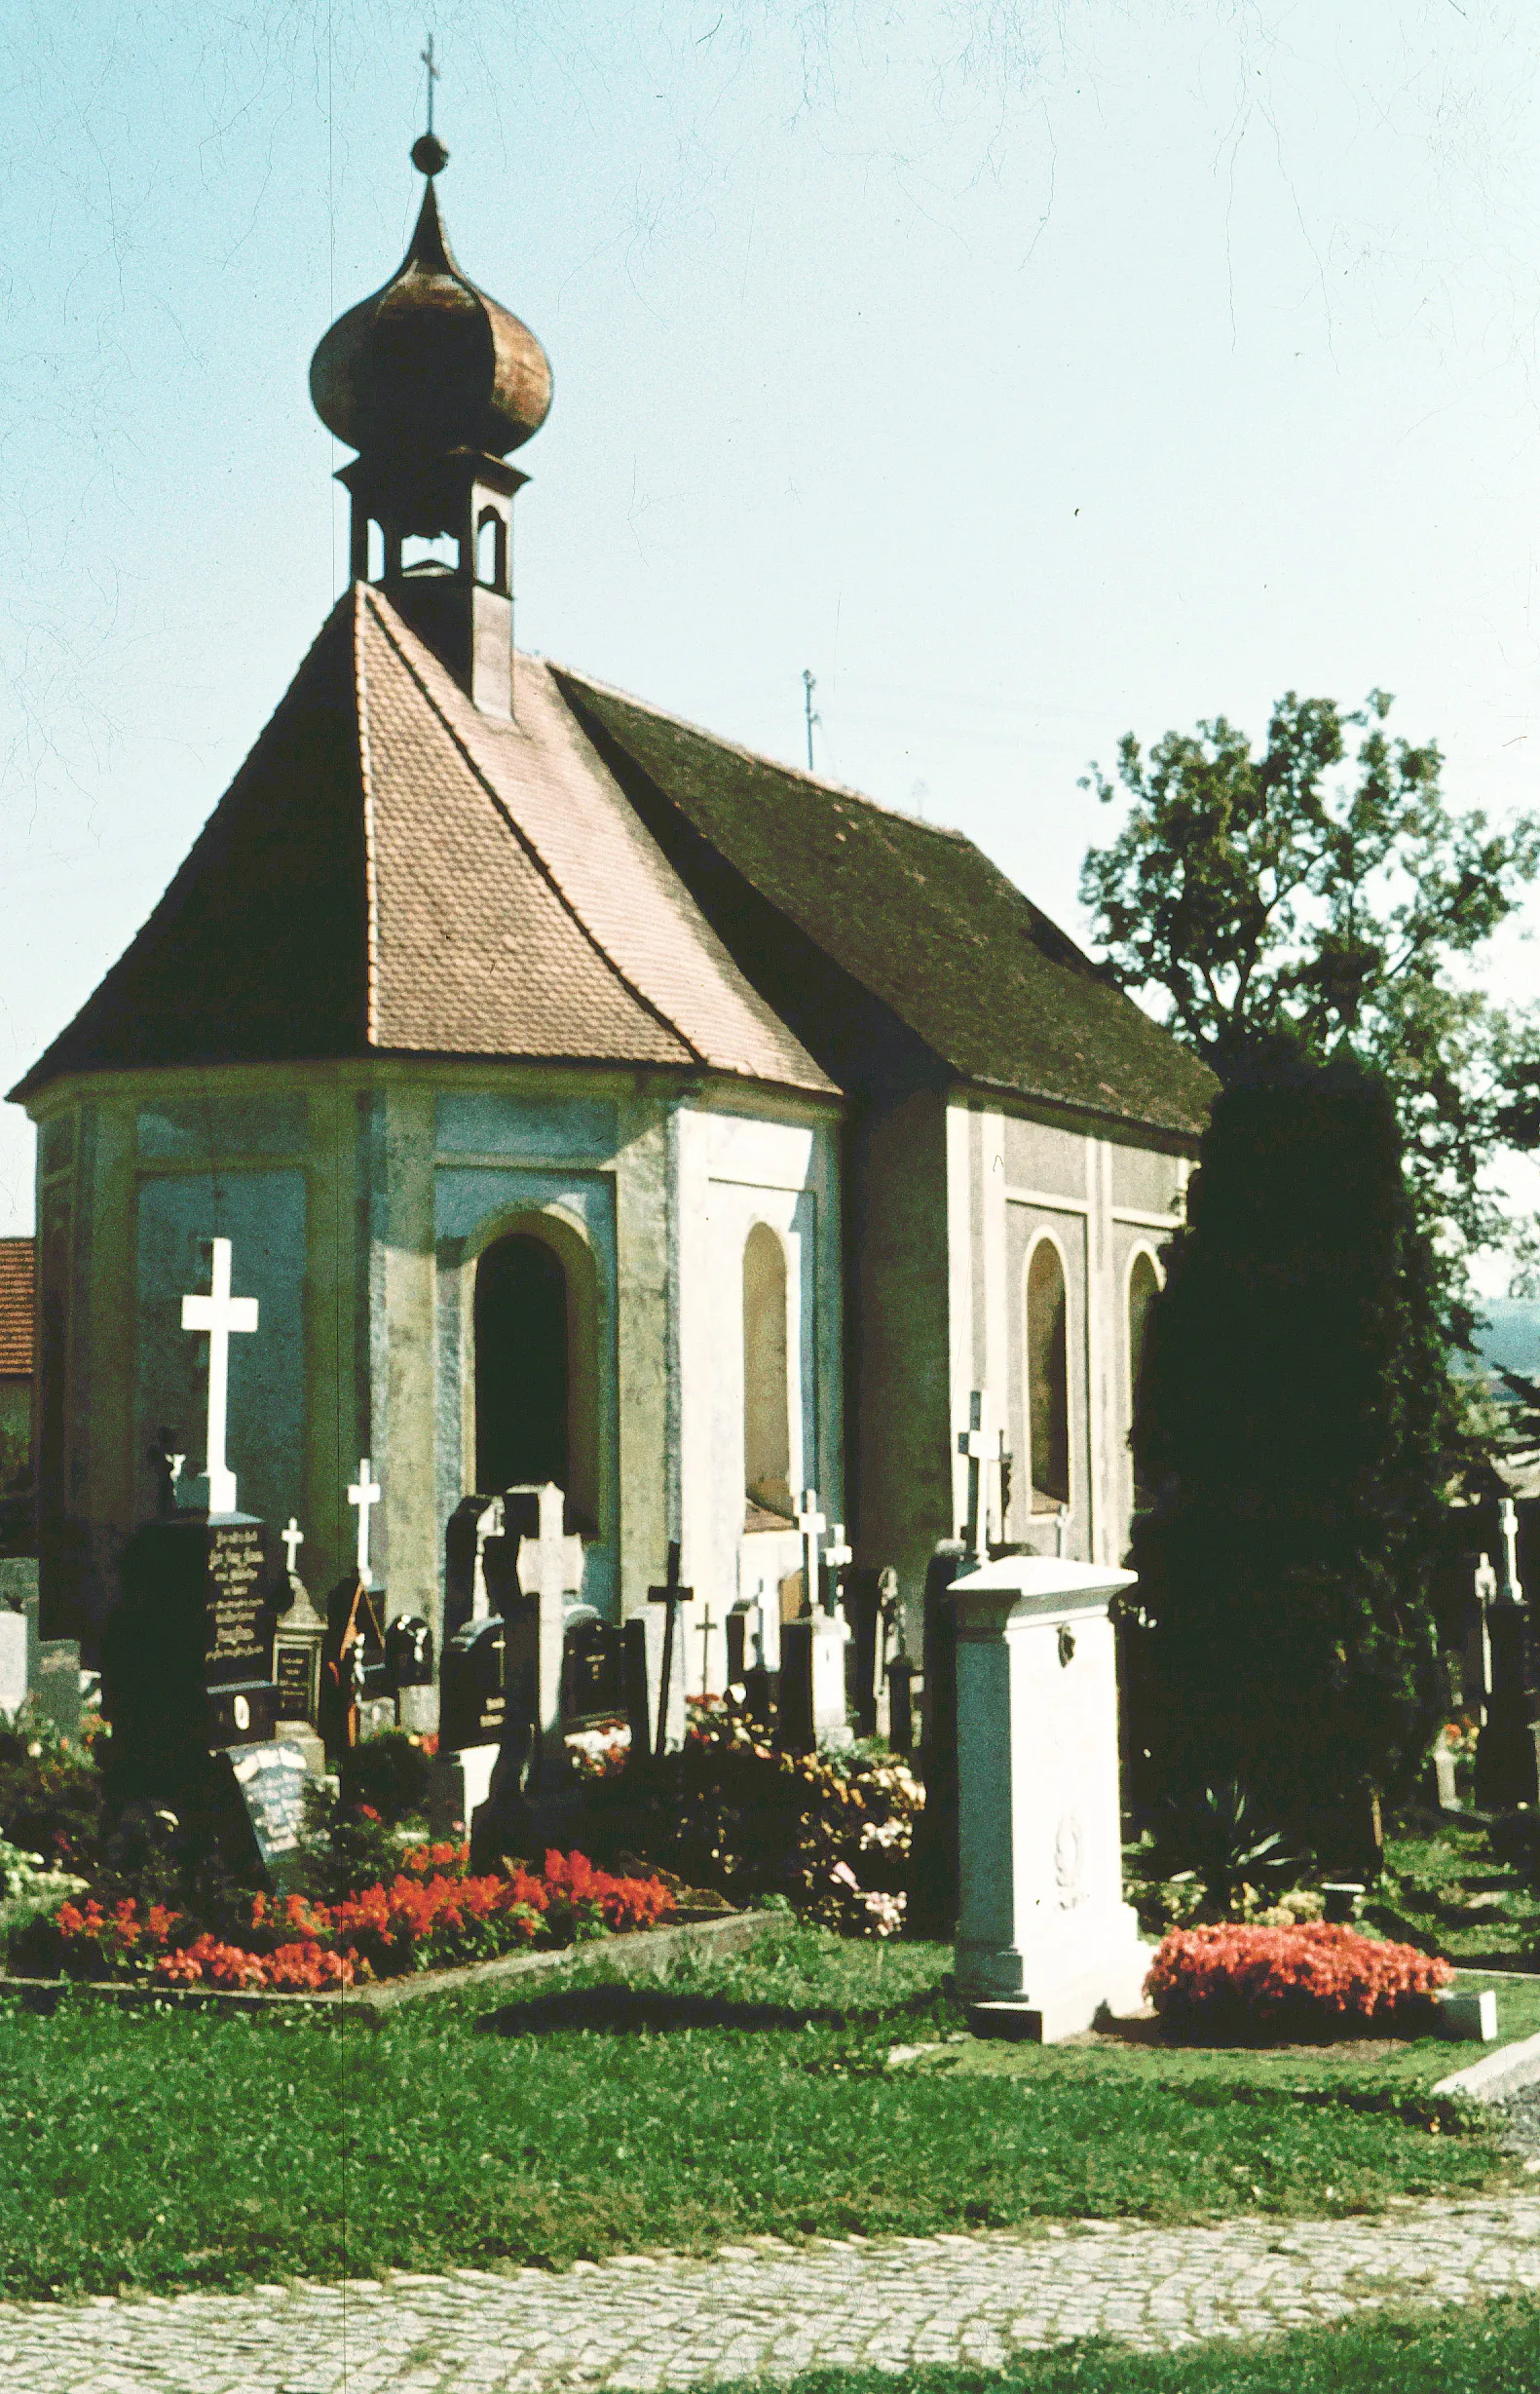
[179,1236,259,1516]
[648,1540,693,1758]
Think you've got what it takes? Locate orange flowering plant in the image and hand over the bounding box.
[1146,1920,1452,2033]
[45,1846,674,1991]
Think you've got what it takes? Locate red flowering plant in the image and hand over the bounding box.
[42,1846,674,1989]
[1146,1920,1453,2038]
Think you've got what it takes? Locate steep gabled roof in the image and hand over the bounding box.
[0,1239,32,1378]
[11,589,833,1102]
[553,672,1218,1139]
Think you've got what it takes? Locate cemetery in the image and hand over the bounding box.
[11,85,1540,2393]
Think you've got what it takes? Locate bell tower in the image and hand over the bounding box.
[309,130,553,719]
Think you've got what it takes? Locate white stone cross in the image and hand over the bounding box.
[1499,1497,1525,1604]
[348,1459,382,1587]
[180,1236,259,1517]
[515,1485,585,1787]
[958,1390,1006,1556]
[823,1523,852,1615]
[796,1488,826,1616]
[281,1517,305,1576]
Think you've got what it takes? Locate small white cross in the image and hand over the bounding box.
[796,1488,826,1614]
[281,1517,305,1576]
[180,1237,259,1516]
[348,1458,382,1587]
[824,1523,852,1574]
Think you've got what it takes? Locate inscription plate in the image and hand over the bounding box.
[207,1679,277,1749]
[274,1640,318,1721]
[205,1522,275,1686]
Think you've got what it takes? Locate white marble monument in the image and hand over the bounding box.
[950,1552,1149,2042]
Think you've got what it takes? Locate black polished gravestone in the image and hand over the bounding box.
[439,1613,511,1755]
[560,1610,625,1729]
[102,1515,287,1803]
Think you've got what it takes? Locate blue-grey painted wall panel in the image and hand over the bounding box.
[434,1095,618,1161]
[134,1172,306,1531]
[137,1097,307,1160]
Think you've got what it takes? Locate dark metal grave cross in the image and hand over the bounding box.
[421,33,439,134]
[697,1601,718,1697]
[647,1540,693,1758]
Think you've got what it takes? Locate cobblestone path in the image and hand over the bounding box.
[5,2194,1540,2391]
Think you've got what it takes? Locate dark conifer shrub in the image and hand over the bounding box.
[1128,1048,1458,1843]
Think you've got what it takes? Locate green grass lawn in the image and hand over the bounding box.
[701,2298,1540,2394]
[1374,1817,1540,1967]
[0,1923,1521,2299]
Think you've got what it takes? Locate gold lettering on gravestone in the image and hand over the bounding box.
[205,1525,269,1672]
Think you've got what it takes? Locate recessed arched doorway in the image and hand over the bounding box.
[471,1223,600,1532]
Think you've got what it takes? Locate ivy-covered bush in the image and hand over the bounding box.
[581,1695,923,1936]
[0,1715,105,1878]
[1146,1921,1452,2035]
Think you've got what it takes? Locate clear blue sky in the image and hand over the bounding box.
[6,2,1540,1272]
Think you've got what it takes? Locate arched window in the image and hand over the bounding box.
[1127,1248,1161,1507]
[1026,1235,1070,1511]
[742,1223,792,1521]
[476,508,507,591]
[472,1227,600,1533]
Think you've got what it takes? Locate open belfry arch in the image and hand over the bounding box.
[9,123,1214,1681]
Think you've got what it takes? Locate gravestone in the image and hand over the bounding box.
[443,1494,506,1641]
[317,1577,388,1764]
[950,1552,1148,2042]
[505,1483,584,1792]
[270,1521,326,1774]
[227,1740,310,1889]
[104,1516,283,1795]
[1476,1501,1538,1810]
[387,1614,437,1736]
[908,1540,966,1934]
[0,1559,81,1741]
[561,1609,625,1729]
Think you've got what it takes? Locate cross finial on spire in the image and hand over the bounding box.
[411,34,449,175]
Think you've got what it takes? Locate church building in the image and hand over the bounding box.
[10,134,1215,1669]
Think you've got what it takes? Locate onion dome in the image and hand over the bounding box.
[310,144,552,461]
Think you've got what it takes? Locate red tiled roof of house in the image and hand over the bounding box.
[0,1239,34,1378]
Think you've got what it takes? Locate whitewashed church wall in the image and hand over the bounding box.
[673,1103,842,1693]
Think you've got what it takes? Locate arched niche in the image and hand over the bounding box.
[1025,1232,1070,1513]
[742,1220,793,1521]
[470,1211,599,1534]
[1126,1245,1162,1509]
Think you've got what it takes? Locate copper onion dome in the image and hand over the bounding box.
[310,146,552,461]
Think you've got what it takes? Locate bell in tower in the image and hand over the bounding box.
[309,129,552,719]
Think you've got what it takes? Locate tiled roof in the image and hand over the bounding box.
[11,588,1211,1138]
[0,1239,33,1378]
[10,590,832,1102]
[554,673,1219,1139]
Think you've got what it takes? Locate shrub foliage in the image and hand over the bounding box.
[1146,1921,1453,2033]
[1127,1053,1459,1840]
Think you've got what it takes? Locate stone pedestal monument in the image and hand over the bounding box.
[949,1552,1148,2043]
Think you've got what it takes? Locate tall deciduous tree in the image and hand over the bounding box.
[1079,692,1540,1324]
[1127,1054,1459,1837]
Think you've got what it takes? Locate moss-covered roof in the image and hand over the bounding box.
[556,672,1217,1140]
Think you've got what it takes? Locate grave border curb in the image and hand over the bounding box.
[0,1906,777,2020]
[1433,2027,1540,2102]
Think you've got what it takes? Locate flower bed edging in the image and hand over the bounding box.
[0,1908,779,2020]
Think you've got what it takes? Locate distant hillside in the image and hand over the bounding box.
[1468,1300,1540,1383]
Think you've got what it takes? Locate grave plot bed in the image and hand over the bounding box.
[0,1920,1521,2301]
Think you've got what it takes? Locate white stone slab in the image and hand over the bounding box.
[950,1553,1147,2040]
[0,1614,25,1718]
